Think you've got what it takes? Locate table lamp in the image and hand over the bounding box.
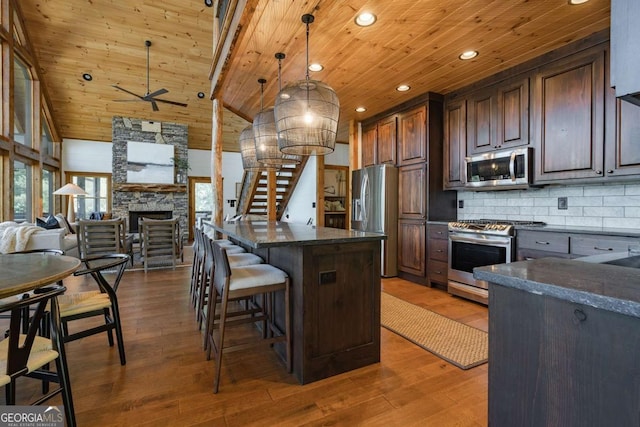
[53,183,88,223]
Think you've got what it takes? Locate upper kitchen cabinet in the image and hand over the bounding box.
[361,123,377,167]
[532,46,606,183]
[361,115,397,167]
[376,115,397,165]
[605,96,640,177]
[611,0,640,106]
[444,97,467,189]
[398,106,427,165]
[467,76,530,155]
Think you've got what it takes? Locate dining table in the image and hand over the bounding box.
[0,253,81,298]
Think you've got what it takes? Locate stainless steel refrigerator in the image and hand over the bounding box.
[351,164,398,277]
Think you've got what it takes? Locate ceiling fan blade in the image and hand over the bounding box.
[154,98,188,107]
[145,88,168,99]
[151,100,159,112]
[112,85,144,99]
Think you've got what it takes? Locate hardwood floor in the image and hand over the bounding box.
[5,252,488,426]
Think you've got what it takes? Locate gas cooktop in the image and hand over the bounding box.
[448,219,546,235]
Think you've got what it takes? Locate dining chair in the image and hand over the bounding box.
[205,242,291,393]
[58,253,129,365]
[0,284,76,426]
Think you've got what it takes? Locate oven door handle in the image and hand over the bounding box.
[450,235,512,247]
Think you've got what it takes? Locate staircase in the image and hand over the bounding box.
[237,157,308,220]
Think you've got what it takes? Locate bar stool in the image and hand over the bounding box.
[190,226,206,307]
[206,242,291,393]
[197,236,263,332]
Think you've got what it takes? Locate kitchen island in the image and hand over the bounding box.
[205,221,385,384]
[474,257,640,426]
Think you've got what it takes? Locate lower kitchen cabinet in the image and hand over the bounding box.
[398,219,427,284]
[490,284,640,426]
[427,222,448,288]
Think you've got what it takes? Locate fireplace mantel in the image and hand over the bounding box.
[114,183,187,193]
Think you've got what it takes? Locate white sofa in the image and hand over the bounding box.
[25,227,78,257]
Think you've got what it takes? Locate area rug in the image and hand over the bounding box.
[381,292,488,369]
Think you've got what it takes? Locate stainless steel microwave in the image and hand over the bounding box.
[464,147,532,190]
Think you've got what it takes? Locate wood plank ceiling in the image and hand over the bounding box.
[20,0,610,152]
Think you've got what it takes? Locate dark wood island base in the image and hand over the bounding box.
[206,221,384,385]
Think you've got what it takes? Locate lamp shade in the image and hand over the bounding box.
[274,79,339,156]
[253,107,302,166]
[239,125,262,171]
[53,183,88,196]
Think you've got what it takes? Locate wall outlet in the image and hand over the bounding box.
[558,197,568,210]
[458,200,464,209]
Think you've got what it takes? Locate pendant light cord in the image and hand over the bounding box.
[146,41,151,96]
[305,20,310,82]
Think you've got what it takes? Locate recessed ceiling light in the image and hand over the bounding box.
[355,106,367,113]
[197,92,205,99]
[308,63,324,72]
[459,50,479,60]
[355,12,377,27]
[568,0,589,4]
[82,73,92,81]
[396,84,410,92]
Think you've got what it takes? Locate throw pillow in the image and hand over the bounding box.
[36,215,61,230]
[54,213,75,235]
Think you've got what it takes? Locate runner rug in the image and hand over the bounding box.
[381,292,488,369]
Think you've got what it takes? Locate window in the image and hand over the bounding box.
[69,174,111,220]
[42,118,54,156]
[42,168,54,216]
[14,59,32,147]
[13,160,32,222]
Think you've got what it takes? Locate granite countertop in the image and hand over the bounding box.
[474,257,640,318]
[516,224,640,238]
[203,221,385,249]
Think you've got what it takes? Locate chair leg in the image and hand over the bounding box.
[54,344,77,427]
[5,379,15,404]
[110,300,126,366]
[205,284,219,357]
[103,308,115,347]
[213,288,229,394]
[285,278,292,373]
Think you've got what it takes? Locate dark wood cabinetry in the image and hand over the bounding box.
[533,46,606,182]
[398,106,426,166]
[444,98,466,189]
[361,123,377,167]
[490,283,640,426]
[466,76,529,155]
[398,163,426,220]
[605,96,640,177]
[376,116,397,165]
[398,220,426,279]
[427,223,448,288]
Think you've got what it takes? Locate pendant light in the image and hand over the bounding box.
[274,14,340,156]
[253,56,302,166]
[239,124,261,171]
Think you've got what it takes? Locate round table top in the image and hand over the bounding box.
[0,253,81,299]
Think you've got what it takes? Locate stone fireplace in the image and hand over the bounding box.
[111,117,188,241]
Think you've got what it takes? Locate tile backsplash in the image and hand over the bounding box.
[456,183,640,229]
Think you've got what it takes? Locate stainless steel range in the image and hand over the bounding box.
[447,219,545,304]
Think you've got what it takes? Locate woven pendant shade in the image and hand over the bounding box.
[274,79,339,156]
[254,107,302,166]
[239,125,262,171]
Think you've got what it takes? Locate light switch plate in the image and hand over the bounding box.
[558,197,568,210]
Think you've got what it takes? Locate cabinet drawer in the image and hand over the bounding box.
[428,224,448,240]
[428,259,448,283]
[570,235,637,256]
[428,238,448,262]
[517,231,569,254]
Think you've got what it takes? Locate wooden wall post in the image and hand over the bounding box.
[211,97,224,229]
[267,168,277,221]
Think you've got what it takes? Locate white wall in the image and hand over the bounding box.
[324,142,349,166]
[282,156,317,224]
[457,182,640,229]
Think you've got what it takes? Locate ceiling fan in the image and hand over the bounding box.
[112,40,187,112]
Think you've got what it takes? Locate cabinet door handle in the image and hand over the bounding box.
[595,170,603,175]
[434,270,442,274]
[593,246,613,251]
[573,309,587,322]
[436,249,443,253]
[607,170,614,174]
[535,241,550,245]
